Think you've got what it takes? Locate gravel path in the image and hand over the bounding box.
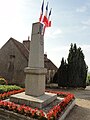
[65,99,90,120]
[65,87,90,120]
[47,86,90,120]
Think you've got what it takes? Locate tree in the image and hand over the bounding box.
[53,58,68,87]
[67,43,87,88]
[67,43,77,87]
[53,43,88,88]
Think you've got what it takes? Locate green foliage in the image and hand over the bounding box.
[57,58,68,87]
[0,77,7,85]
[53,72,58,83]
[86,73,90,85]
[0,85,21,94]
[67,43,87,88]
[53,43,88,88]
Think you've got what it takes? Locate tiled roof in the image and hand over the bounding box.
[44,58,57,70]
[11,38,29,60]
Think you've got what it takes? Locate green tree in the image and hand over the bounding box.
[87,73,90,85]
[53,43,88,88]
[67,43,88,88]
[53,57,68,87]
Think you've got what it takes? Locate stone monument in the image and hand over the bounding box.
[25,22,46,96]
[10,22,57,109]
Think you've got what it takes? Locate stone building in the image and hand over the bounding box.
[0,37,57,86]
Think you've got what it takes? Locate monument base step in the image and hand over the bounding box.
[10,92,57,109]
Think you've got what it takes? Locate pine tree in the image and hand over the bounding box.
[52,72,58,83]
[57,58,68,87]
[67,43,87,88]
[67,43,77,87]
[53,43,88,88]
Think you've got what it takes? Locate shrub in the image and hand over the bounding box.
[86,73,90,86]
[0,85,21,94]
[0,77,7,85]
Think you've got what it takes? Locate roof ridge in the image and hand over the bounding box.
[11,38,29,60]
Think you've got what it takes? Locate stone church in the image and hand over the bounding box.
[0,37,57,86]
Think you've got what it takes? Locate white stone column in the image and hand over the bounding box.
[25,22,47,96]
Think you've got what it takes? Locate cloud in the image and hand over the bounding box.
[80,19,90,30]
[80,44,90,52]
[80,44,90,69]
[81,19,90,26]
[76,6,87,13]
[81,26,88,30]
[50,46,69,52]
[45,27,63,39]
[46,45,69,67]
[53,29,62,35]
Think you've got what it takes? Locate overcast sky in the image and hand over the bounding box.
[0,0,90,70]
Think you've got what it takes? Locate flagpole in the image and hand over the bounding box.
[39,1,52,35]
[39,0,44,22]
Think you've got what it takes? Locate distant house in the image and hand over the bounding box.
[0,37,57,86]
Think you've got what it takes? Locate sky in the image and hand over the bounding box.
[0,0,90,70]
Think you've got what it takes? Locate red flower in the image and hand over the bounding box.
[0,89,74,120]
[0,100,4,107]
[39,110,45,117]
[31,109,36,116]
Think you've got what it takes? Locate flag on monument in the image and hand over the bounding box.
[43,2,48,27]
[39,0,44,22]
[48,8,52,20]
[48,21,51,27]
[48,8,52,27]
[43,25,46,35]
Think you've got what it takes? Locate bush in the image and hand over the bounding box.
[0,85,21,94]
[0,77,7,85]
[86,73,90,86]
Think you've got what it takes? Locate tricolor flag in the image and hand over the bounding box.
[48,8,52,27]
[43,2,49,27]
[48,21,51,27]
[39,1,52,35]
[39,0,44,22]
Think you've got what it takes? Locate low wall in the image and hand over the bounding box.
[0,99,75,120]
[0,108,36,120]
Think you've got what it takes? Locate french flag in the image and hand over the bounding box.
[43,2,48,27]
[48,8,52,27]
[39,0,44,22]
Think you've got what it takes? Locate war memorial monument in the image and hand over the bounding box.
[10,1,75,119]
[10,22,57,109]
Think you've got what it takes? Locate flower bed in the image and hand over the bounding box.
[0,90,75,120]
[46,90,75,119]
[0,88,25,100]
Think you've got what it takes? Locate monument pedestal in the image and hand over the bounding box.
[10,66,57,108]
[10,92,57,109]
[25,67,47,96]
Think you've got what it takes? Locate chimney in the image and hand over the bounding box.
[23,36,30,50]
[44,53,47,60]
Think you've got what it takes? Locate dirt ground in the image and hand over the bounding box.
[47,86,90,120]
[65,86,90,120]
